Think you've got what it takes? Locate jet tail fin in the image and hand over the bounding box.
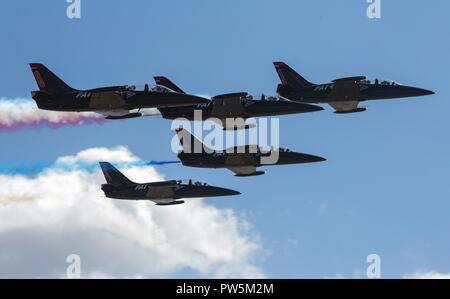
[273,62,315,90]
[29,63,77,94]
[175,128,212,153]
[154,76,185,94]
[99,162,136,187]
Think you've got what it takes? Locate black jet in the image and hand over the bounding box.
[29,64,209,120]
[153,76,323,130]
[273,62,434,114]
[175,128,326,177]
[99,162,240,206]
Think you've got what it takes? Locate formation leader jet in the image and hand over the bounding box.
[273,62,434,114]
[154,76,323,130]
[175,128,326,177]
[29,63,209,120]
[99,162,240,206]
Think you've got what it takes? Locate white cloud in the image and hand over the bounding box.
[0,146,263,278]
[404,271,450,279]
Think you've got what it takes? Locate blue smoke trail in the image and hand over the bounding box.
[0,160,181,176]
[147,160,181,166]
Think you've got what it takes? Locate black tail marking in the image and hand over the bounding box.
[29,63,77,94]
[99,162,135,187]
[154,76,185,94]
[273,62,315,90]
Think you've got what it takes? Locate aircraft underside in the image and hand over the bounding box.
[97,109,143,120]
[328,101,367,114]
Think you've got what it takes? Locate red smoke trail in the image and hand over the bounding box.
[0,98,107,132]
[0,116,107,132]
[0,118,107,132]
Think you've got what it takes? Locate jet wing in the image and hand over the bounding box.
[329,101,366,114]
[98,110,142,120]
[227,166,265,177]
[327,79,363,104]
[211,93,248,119]
[329,101,358,111]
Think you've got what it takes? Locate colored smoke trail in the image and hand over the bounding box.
[0,97,106,132]
[0,160,181,176]
[147,160,181,166]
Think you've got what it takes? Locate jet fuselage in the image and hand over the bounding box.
[277,81,435,104]
[102,181,240,202]
[32,88,209,112]
[159,92,323,121]
[99,162,240,205]
[178,147,325,169]
[273,61,434,113]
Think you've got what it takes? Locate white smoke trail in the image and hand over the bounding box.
[0,97,105,132]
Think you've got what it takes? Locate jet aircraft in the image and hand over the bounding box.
[273,61,434,114]
[29,64,209,120]
[175,128,326,177]
[153,76,323,130]
[99,162,240,205]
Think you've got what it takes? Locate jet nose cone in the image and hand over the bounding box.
[421,89,435,96]
[217,188,241,196]
[309,155,327,163]
[277,152,326,164]
[411,87,435,97]
[299,153,327,163]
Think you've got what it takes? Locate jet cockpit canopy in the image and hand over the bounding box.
[360,79,400,86]
[176,179,210,187]
[124,84,177,93]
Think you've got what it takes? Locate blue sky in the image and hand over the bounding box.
[1,0,449,278]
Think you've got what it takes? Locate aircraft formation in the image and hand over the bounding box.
[29,62,434,206]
